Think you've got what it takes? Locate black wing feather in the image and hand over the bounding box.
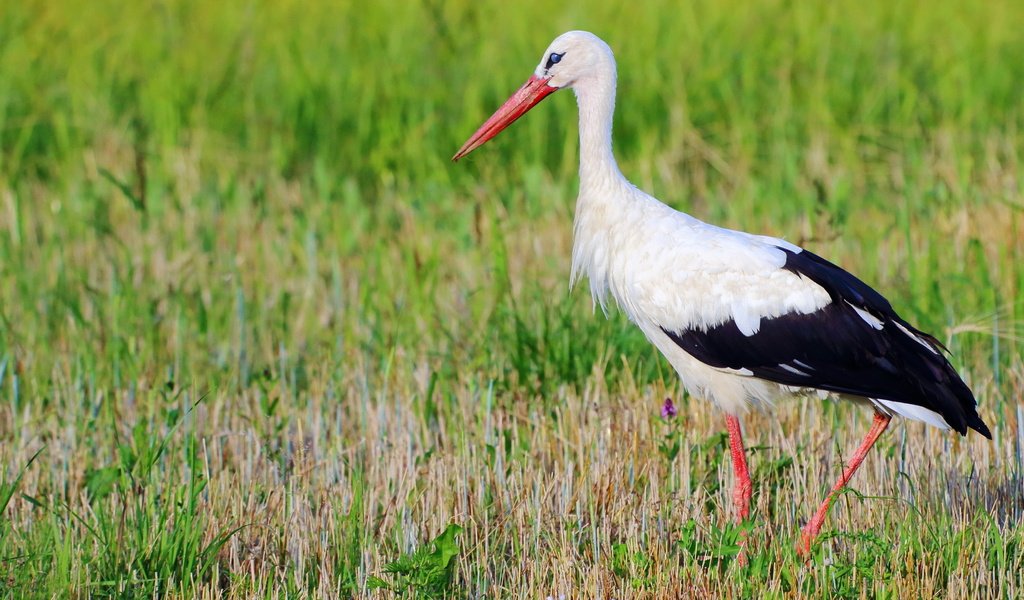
[662,248,990,438]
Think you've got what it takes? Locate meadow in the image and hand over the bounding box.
[1,0,1023,597]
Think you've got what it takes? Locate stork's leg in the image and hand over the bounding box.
[798,411,891,555]
[725,414,753,565]
[725,414,752,521]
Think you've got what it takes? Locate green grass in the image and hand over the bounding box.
[1,0,1023,597]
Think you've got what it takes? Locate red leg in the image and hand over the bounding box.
[798,411,892,556]
[726,414,752,522]
[726,414,753,565]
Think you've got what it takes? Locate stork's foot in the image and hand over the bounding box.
[735,526,751,566]
[733,478,752,522]
[797,490,841,556]
[797,412,892,558]
[796,523,819,557]
[733,480,753,565]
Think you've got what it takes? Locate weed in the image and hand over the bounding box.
[369,524,464,597]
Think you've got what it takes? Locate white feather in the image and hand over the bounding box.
[873,399,950,429]
[848,302,884,330]
[894,322,940,355]
[779,363,810,376]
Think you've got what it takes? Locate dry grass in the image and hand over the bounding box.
[4,353,1021,597]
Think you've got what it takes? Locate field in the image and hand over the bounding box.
[2,0,1023,597]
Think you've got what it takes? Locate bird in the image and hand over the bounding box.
[452,30,991,556]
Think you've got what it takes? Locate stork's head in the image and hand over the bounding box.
[452,31,615,161]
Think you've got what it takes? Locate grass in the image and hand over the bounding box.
[1,0,1023,597]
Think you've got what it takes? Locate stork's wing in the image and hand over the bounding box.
[661,246,990,438]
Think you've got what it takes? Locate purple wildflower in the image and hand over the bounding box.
[660,397,677,419]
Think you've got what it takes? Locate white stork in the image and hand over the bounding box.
[453,31,991,555]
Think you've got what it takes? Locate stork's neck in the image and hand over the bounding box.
[573,72,625,193]
[569,69,639,307]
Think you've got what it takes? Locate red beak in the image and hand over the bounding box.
[452,75,559,161]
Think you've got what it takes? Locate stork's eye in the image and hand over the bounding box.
[545,52,565,70]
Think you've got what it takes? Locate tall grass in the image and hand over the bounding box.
[1,0,1022,597]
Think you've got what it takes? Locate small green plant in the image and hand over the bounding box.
[368,523,463,597]
[610,542,654,589]
[677,518,753,569]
